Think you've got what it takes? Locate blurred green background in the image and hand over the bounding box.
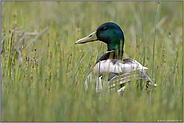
[1,1,183,122]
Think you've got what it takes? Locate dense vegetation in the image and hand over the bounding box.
[1,1,183,122]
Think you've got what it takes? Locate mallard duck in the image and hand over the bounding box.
[75,22,157,93]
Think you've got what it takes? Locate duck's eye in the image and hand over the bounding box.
[101,26,108,31]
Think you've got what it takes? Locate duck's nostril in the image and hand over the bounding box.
[89,34,93,37]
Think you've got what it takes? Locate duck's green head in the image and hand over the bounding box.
[75,22,125,51]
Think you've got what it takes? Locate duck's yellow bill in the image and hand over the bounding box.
[75,31,98,44]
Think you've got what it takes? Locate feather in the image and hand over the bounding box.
[84,58,155,93]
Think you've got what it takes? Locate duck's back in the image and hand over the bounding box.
[84,55,154,93]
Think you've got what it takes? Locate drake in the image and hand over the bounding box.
[75,22,157,93]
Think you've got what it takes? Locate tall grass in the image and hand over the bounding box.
[152,2,160,80]
[1,1,183,122]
